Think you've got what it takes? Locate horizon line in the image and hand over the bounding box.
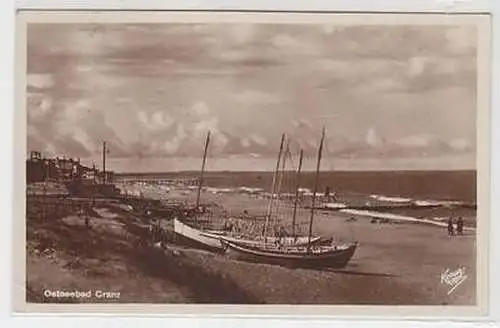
[114,168,477,175]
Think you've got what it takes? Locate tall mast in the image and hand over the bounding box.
[307,126,325,252]
[263,133,285,239]
[195,131,211,212]
[102,141,106,184]
[292,149,304,237]
[274,139,290,228]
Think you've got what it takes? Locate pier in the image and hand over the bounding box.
[115,176,200,186]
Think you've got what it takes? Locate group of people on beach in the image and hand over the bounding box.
[447,217,464,236]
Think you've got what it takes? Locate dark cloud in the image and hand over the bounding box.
[26,22,477,170]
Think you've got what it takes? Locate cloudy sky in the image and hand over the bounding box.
[26,23,477,172]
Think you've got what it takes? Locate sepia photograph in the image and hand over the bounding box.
[14,11,491,316]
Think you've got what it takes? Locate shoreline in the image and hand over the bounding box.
[114,169,476,203]
[25,182,476,305]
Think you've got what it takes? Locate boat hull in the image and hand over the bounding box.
[221,240,358,269]
[201,231,322,248]
[173,218,324,253]
[173,218,226,253]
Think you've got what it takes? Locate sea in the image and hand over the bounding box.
[116,170,476,204]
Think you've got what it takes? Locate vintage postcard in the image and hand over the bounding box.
[13,11,491,317]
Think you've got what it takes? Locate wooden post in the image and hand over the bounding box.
[274,139,290,230]
[102,141,106,184]
[307,127,325,252]
[263,133,285,239]
[42,183,47,220]
[195,131,210,224]
[292,149,304,237]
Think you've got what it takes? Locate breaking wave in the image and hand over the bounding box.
[369,194,412,203]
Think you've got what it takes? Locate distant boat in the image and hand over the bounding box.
[173,131,324,252]
[221,127,358,269]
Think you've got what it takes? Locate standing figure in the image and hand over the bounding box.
[223,218,234,232]
[447,217,454,236]
[279,226,288,238]
[84,208,90,228]
[456,217,464,235]
[148,220,155,240]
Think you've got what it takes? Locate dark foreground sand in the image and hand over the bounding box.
[25,190,476,305]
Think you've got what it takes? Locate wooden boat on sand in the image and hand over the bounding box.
[200,229,322,247]
[174,218,323,253]
[173,131,322,252]
[173,217,225,253]
[222,239,358,269]
[219,127,358,269]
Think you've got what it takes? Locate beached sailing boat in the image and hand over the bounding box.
[173,131,321,252]
[173,131,226,252]
[203,133,321,247]
[289,148,332,246]
[211,133,322,246]
[221,127,358,269]
[257,133,322,246]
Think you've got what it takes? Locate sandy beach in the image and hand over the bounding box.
[26,184,476,305]
[171,188,476,304]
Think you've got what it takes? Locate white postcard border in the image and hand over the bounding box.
[12,10,493,320]
[1,1,497,325]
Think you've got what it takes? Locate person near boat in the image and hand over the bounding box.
[324,186,330,200]
[273,225,289,247]
[456,217,464,235]
[223,218,235,232]
[84,210,90,228]
[447,217,454,236]
[78,205,91,228]
[145,202,153,218]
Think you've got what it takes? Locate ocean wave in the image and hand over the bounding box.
[205,187,220,194]
[341,209,416,221]
[322,202,347,209]
[303,191,328,197]
[413,200,464,207]
[339,209,474,230]
[413,200,441,206]
[369,195,412,203]
[203,187,234,194]
[237,186,264,194]
[431,217,449,221]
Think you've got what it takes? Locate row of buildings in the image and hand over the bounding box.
[26,151,115,184]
